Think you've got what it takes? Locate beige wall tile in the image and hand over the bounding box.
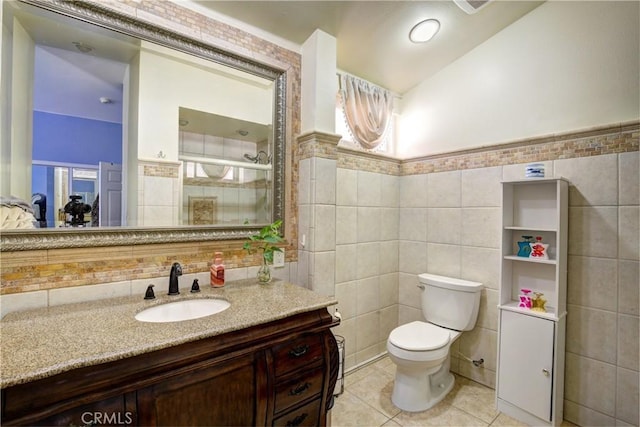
[619,152,639,206]
[313,204,336,251]
[380,174,400,208]
[332,317,356,369]
[564,352,616,416]
[399,208,427,241]
[357,207,381,242]
[476,288,498,331]
[460,246,501,290]
[379,241,399,274]
[357,171,382,207]
[461,166,502,207]
[567,255,618,311]
[398,241,427,274]
[312,157,336,204]
[356,277,379,315]
[310,251,335,296]
[563,400,616,427]
[355,311,379,352]
[619,260,639,316]
[400,174,428,208]
[617,314,639,371]
[616,367,640,426]
[379,208,399,241]
[336,244,358,283]
[427,208,461,244]
[461,208,501,249]
[337,168,357,206]
[356,242,380,280]
[379,304,399,346]
[566,304,617,364]
[398,272,421,310]
[335,280,357,319]
[336,206,357,244]
[555,154,618,206]
[569,207,618,258]
[427,170,461,208]
[459,327,497,372]
[619,206,639,260]
[298,158,311,205]
[426,243,461,278]
[398,304,422,325]
[379,273,399,306]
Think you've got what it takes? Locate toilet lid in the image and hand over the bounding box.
[388,321,450,351]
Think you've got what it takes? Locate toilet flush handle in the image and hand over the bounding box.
[417,284,425,290]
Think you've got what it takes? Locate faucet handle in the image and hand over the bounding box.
[190,279,201,293]
[144,284,156,300]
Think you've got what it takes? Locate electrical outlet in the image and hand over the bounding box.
[273,249,285,268]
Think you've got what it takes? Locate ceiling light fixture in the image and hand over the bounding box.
[409,19,441,43]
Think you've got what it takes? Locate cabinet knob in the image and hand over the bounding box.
[286,413,308,427]
[542,368,550,377]
[289,344,309,358]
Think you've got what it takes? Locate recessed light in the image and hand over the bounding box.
[409,19,441,43]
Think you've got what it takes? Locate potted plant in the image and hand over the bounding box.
[243,220,284,283]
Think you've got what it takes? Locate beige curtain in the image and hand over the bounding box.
[340,74,393,150]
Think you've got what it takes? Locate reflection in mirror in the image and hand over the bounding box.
[1,0,286,249]
[178,109,273,226]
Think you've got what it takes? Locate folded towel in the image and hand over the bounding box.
[0,205,36,229]
[0,195,34,214]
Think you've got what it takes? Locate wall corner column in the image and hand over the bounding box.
[296,131,341,296]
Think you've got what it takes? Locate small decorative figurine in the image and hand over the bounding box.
[517,236,534,257]
[529,236,549,260]
[518,288,532,309]
[531,292,547,312]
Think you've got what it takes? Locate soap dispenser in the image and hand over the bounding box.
[210,252,225,287]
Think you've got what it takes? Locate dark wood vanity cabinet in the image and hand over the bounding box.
[1,309,339,426]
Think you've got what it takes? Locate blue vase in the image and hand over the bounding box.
[517,236,533,257]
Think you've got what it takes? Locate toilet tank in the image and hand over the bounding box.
[419,273,483,331]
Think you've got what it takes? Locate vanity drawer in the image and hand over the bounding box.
[272,334,324,377]
[274,367,324,414]
[272,398,321,427]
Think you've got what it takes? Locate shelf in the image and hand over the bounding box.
[504,226,557,232]
[499,302,564,321]
[503,255,557,265]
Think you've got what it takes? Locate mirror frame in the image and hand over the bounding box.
[1,0,286,251]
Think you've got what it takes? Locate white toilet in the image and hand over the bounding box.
[387,273,483,412]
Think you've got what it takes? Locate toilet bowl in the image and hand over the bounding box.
[387,274,483,412]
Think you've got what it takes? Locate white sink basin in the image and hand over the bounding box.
[135,299,230,323]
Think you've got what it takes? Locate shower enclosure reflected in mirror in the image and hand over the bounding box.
[1,0,287,250]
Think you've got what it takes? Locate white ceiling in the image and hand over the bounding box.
[193,1,544,94]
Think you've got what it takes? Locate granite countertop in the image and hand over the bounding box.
[0,279,337,389]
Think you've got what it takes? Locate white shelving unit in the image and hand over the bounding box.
[496,178,568,427]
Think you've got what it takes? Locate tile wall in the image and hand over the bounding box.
[328,134,638,426]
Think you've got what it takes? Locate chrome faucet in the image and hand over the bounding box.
[168,262,182,295]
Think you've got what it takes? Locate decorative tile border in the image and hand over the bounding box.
[297,131,341,160]
[402,121,639,175]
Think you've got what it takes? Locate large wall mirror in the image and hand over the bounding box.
[0,0,287,250]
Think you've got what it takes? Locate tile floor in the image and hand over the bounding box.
[330,356,575,427]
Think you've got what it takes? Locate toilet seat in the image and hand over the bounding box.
[388,321,450,351]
